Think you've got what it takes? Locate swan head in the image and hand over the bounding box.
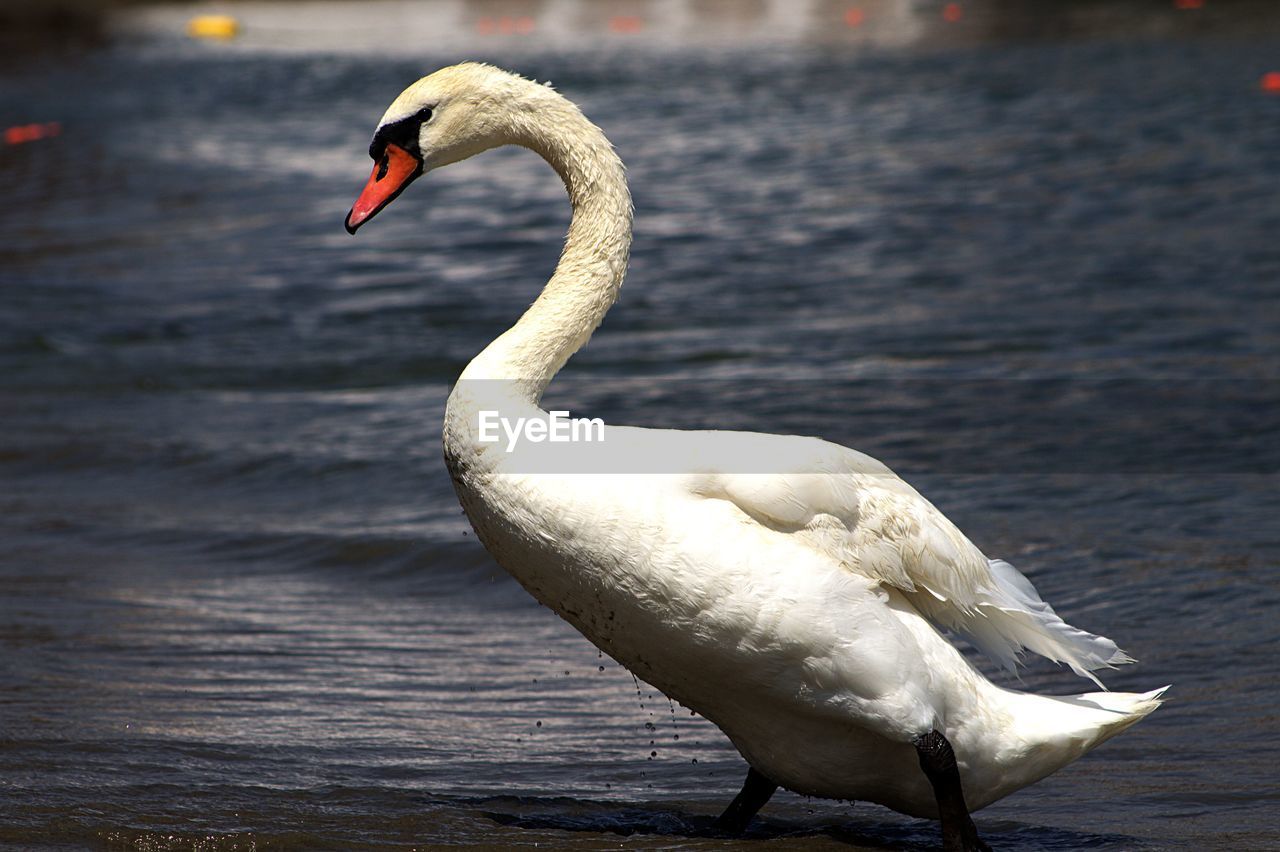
[345,62,552,234]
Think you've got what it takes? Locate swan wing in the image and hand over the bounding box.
[694,434,1133,687]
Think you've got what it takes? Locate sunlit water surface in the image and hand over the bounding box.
[1,2,1278,849]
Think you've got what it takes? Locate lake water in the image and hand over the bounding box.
[1,1,1278,849]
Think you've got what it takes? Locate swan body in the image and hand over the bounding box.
[347,62,1165,836]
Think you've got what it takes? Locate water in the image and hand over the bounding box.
[2,2,1279,849]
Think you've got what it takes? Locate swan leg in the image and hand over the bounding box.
[913,730,991,852]
[714,766,777,833]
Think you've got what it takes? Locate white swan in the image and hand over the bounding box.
[345,63,1165,850]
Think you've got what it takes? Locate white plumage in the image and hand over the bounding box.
[350,62,1165,832]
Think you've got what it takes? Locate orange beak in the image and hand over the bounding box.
[345,142,423,234]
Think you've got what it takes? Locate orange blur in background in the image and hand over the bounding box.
[4,122,62,146]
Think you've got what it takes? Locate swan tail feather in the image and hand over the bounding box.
[1078,684,1170,721]
[995,685,1169,766]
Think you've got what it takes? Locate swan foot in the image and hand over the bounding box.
[713,766,778,834]
[913,730,991,852]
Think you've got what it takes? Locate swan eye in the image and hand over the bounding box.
[417,107,434,123]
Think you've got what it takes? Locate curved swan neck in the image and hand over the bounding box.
[458,91,633,404]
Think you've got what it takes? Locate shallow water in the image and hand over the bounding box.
[2,2,1278,849]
